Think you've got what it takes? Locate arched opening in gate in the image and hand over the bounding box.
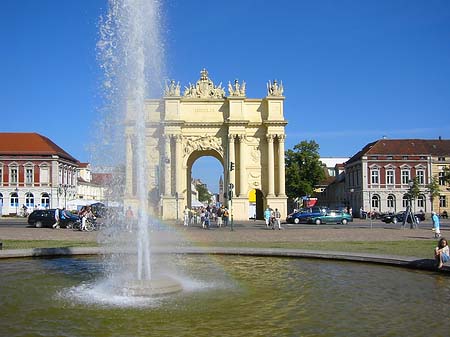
[249,189,264,220]
[187,150,224,209]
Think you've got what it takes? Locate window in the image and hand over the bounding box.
[387,156,393,160]
[371,195,380,208]
[371,169,379,184]
[10,192,18,207]
[371,156,378,160]
[25,168,33,184]
[417,195,425,208]
[25,192,34,207]
[439,172,445,186]
[440,195,447,208]
[402,195,409,208]
[438,157,445,162]
[387,195,395,209]
[0,167,2,186]
[416,170,425,185]
[402,156,408,160]
[40,166,49,184]
[0,192,3,206]
[401,170,410,184]
[41,193,50,208]
[10,167,18,184]
[386,170,395,185]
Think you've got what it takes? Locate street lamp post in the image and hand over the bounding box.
[59,184,69,209]
[14,187,19,215]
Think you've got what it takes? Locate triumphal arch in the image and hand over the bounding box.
[124,69,287,221]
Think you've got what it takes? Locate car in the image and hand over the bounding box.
[27,209,80,228]
[305,211,353,225]
[381,211,425,224]
[286,206,329,224]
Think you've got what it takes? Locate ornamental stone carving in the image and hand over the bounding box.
[267,79,284,96]
[183,135,224,157]
[228,79,246,97]
[183,68,226,99]
[164,80,181,97]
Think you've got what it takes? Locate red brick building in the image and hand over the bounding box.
[344,138,450,216]
[0,133,79,215]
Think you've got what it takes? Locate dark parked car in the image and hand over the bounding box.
[381,211,425,224]
[286,207,328,224]
[27,209,79,228]
[305,211,353,225]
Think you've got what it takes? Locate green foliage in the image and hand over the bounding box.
[285,140,325,199]
[407,177,421,200]
[427,176,440,203]
[196,183,212,203]
[444,167,450,184]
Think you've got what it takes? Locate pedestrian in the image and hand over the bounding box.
[183,206,190,226]
[264,207,272,228]
[222,207,229,227]
[434,237,449,269]
[432,211,441,238]
[274,208,282,230]
[216,206,223,228]
[125,206,134,232]
[53,207,60,229]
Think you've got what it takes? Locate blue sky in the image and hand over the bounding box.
[1,0,450,193]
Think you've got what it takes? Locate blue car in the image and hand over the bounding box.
[286,206,328,224]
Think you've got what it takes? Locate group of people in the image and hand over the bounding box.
[52,206,94,230]
[264,207,282,230]
[183,205,230,229]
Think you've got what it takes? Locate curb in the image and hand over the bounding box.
[0,246,448,274]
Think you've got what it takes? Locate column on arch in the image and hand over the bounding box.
[174,135,182,195]
[163,134,172,196]
[277,134,286,196]
[228,134,236,190]
[267,133,275,196]
[238,134,247,197]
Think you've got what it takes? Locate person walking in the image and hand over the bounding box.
[222,207,229,227]
[52,208,60,229]
[264,207,272,229]
[183,206,190,226]
[125,206,134,232]
[432,211,441,238]
[274,208,282,230]
[216,206,223,228]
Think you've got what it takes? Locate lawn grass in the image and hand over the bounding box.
[1,239,435,259]
[1,240,98,250]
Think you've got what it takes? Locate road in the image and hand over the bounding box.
[1,216,448,231]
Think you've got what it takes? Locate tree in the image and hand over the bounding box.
[427,176,440,212]
[196,183,211,203]
[444,167,450,185]
[285,140,325,199]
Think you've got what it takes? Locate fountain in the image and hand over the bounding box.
[96,0,181,296]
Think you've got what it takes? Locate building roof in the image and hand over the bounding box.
[0,132,78,162]
[91,173,112,185]
[347,138,450,164]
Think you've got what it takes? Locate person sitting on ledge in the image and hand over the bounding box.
[434,237,449,269]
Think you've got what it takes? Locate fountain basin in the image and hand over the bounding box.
[120,277,182,297]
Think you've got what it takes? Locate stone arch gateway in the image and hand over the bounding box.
[124,69,287,221]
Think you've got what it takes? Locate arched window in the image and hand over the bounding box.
[10,192,18,207]
[417,194,425,209]
[402,195,409,208]
[41,193,50,208]
[371,195,380,209]
[25,192,34,207]
[387,195,396,210]
[0,192,3,206]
